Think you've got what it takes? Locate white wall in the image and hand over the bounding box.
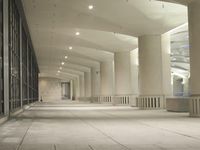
[39,77,62,102]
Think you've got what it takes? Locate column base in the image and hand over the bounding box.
[190,97,200,117]
[138,95,166,109]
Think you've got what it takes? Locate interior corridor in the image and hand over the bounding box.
[0,102,200,150]
[1,0,200,149]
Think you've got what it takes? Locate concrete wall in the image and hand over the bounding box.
[39,77,68,102]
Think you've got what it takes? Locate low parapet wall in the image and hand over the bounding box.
[79,95,138,106]
[166,97,189,112]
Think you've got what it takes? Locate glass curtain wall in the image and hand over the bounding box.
[0,0,3,115]
[8,0,39,112]
[22,27,28,105]
[9,0,21,111]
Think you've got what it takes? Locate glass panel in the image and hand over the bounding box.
[0,0,3,115]
[9,0,21,111]
[22,27,28,105]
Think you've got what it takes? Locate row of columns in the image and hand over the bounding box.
[100,34,171,98]
[73,70,94,99]
[99,1,200,117]
[74,1,200,117]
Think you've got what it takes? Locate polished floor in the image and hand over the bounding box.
[0,101,200,150]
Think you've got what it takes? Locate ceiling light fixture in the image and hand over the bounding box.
[69,46,73,50]
[59,67,62,70]
[88,5,94,10]
[65,56,68,59]
[76,32,80,36]
[58,70,61,73]
[61,62,65,65]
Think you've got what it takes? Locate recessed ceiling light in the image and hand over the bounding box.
[88,5,94,10]
[76,32,80,36]
[65,56,68,59]
[61,62,65,65]
[69,46,73,50]
[58,70,61,73]
[59,67,62,70]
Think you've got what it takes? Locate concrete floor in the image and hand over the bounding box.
[0,101,200,150]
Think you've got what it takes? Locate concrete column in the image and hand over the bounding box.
[188,1,200,116]
[138,34,171,104]
[100,61,114,96]
[70,80,73,100]
[130,49,139,95]
[173,76,184,96]
[188,1,200,95]
[3,0,9,115]
[73,78,80,100]
[91,67,100,96]
[84,71,92,97]
[114,51,132,95]
[80,75,85,97]
[73,79,76,100]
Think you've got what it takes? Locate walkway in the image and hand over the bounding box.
[0,101,200,150]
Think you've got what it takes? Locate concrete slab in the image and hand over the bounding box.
[0,102,200,150]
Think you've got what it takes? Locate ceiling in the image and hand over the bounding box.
[22,0,188,80]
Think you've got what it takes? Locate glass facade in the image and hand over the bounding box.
[0,0,39,114]
[0,0,3,115]
[9,0,21,111]
[28,45,39,103]
[22,27,28,105]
